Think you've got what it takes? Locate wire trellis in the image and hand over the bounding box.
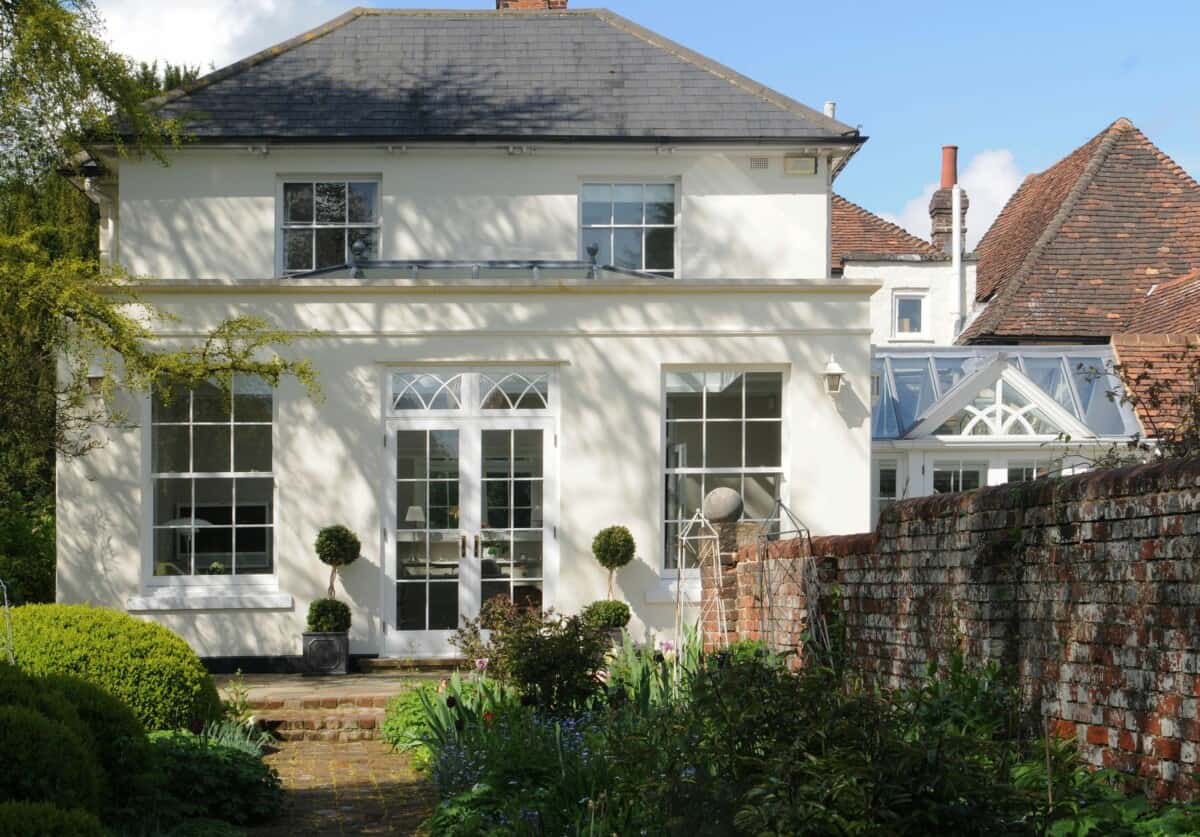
[672,508,725,653]
[751,499,830,663]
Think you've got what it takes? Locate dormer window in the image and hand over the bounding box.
[281,178,380,274]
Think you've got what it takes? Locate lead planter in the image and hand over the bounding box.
[302,630,349,675]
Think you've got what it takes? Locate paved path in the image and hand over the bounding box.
[248,739,434,837]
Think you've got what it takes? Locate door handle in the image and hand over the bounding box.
[474,535,481,559]
[460,534,467,559]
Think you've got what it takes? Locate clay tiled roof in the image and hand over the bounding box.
[1111,333,1200,436]
[830,194,944,272]
[960,119,1200,343]
[1127,270,1200,334]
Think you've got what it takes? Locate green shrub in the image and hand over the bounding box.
[0,705,103,813]
[315,524,361,598]
[452,598,608,713]
[149,730,283,825]
[383,685,437,770]
[40,673,156,825]
[307,597,351,632]
[0,802,105,837]
[0,662,93,747]
[582,599,631,629]
[0,503,54,604]
[591,525,635,598]
[164,818,248,837]
[9,603,222,730]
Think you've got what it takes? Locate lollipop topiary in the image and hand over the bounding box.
[591,525,635,599]
[315,524,361,598]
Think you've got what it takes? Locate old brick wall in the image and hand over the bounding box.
[708,458,1200,799]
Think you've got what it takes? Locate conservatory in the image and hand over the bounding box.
[870,346,1141,521]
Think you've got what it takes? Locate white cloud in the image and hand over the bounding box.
[883,149,1025,250]
[94,0,349,71]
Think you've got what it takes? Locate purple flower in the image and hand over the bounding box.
[475,657,489,673]
[659,640,675,654]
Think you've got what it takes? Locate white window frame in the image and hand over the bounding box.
[660,365,789,578]
[386,369,556,419]
[931,459,987,494]
[275,175,382,276]
[892,290,929,341]
[136,382,285,608]
[579,178,680,277]
[872,459,900,524]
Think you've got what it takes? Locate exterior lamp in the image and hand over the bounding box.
[822,355,846,395]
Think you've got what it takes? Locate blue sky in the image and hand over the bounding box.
[97,0,1200,245]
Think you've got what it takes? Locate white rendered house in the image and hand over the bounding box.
[57,3,879,661]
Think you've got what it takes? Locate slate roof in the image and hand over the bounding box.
[830,194,944,273]
[147,8,862,145]
[960,118,1200,343]
[1112,333,1200,436]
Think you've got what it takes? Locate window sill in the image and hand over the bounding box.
[645,575,701,605]
[126,587,293,612]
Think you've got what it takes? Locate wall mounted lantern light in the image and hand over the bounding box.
[822,355,846,395]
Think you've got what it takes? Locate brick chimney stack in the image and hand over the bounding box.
[497,0,568,8]
[929,145,969,254]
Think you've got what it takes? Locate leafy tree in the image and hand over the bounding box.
[0,1,318,601]
[0,0,186,180]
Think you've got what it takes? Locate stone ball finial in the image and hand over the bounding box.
[703,487,743,523]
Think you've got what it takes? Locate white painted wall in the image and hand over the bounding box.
[114,146,832,281]
[848,258,978,346]
[58,281,876,657]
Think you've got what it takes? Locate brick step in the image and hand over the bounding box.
[247,694,392,712]
[258,707,387,742]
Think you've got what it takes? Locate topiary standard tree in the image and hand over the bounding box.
[315,524,361,599]
[591,525,635,600]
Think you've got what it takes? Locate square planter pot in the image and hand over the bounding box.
[302,631,350,675]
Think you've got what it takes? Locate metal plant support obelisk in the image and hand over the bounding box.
[752,499,830,661]
[673,508,724,652]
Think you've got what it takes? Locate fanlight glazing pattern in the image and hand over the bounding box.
[480,373,550,410]
[392,373,464,411]
[934,379,1062,437]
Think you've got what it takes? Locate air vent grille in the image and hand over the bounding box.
[749,156,769,170]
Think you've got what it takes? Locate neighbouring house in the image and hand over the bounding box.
[838,146,976,347]
[833,147,1138,521]
[960,116,1200,445]
[57,1,879,661]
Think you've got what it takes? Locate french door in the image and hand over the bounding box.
[382,415,556,657]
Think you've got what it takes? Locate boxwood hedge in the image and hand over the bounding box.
[0,802,105,837]
[0,705,103,813]
[9,604,221,730]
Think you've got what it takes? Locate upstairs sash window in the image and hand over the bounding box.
[581,183,676,277]
[282,179,380,274]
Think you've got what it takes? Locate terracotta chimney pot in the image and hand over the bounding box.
[940,145,958,190]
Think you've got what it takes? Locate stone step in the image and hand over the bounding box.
[257,706,388,742]
[358,657,466,674]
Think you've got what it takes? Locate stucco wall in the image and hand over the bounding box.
[846,259,977,346]
[114,147,832,281]
[57,282,874,658]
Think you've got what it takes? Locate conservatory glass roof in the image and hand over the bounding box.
[872,346,1141,440]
